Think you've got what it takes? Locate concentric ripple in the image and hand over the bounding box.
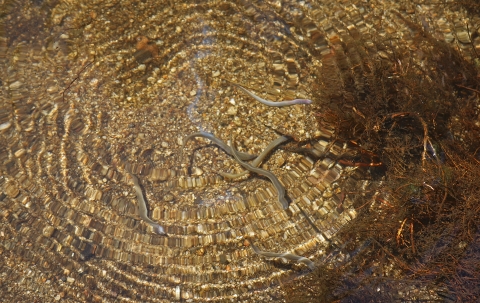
[1,0,479,302]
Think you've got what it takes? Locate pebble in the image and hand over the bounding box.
[0,121,12,130]
[275,155,286,167]
[9,81,22,89]
[233,117,242,126]
[192,167,203,176]
[47,86,58,93]
[227,106,237,115]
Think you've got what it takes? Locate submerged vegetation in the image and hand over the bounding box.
[285,2,480,302]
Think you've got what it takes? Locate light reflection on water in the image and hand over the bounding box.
[1,0,479,302]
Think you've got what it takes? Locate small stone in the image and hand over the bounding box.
[47,86,58,93]
[67,277,75,283]
[322,190,333,198]
[233,117,242,126]
[9,81,22,89]
[192,167,203,176]
[164,193,174,202]
[0,121,12,130]
[5,182,20,198]
[274,155,286,167]
[42,226,55,237]
[89,78,99,86]
[190,90,197,96]
[227,106,237,115]
[212,71,220,77]
[14,149,26,158]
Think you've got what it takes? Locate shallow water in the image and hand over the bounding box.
[0,0,479,302]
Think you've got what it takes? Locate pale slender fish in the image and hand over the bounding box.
[248,239,316,270]
[234,83,312,107]
[181,131,257,161]
[129,173,167,236]
[219,135,290,179]
[229,137,289,209]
